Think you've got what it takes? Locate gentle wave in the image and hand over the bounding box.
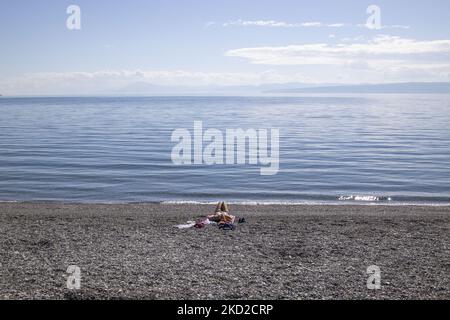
[162,200,450,206]
[2,199,449,207]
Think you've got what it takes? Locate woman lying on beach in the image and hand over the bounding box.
[207,201,235,223]
[196,201,239,229]
[175,201,244,230]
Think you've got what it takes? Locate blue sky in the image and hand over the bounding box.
[1,0,450,95]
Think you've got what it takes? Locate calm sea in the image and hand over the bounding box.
[0,95,449,205]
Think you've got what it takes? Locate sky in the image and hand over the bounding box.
[1,0,450,95]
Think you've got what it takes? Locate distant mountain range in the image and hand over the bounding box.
[4,82,450,97]
[115,81,324,95]
[116,82,450,95]
[265,82,450,94]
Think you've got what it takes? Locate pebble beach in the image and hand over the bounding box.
[0,203,448,300]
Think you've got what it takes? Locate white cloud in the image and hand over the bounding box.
[221,20,408,29]
[225,36,450,67]
[356,23,411,29]
[341,35,366,42]
[222,20,346,28]
[385,24,410,29]
[224,36,450,83]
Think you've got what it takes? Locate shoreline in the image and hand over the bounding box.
[0,203,449,299]
[1,200,450,207]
